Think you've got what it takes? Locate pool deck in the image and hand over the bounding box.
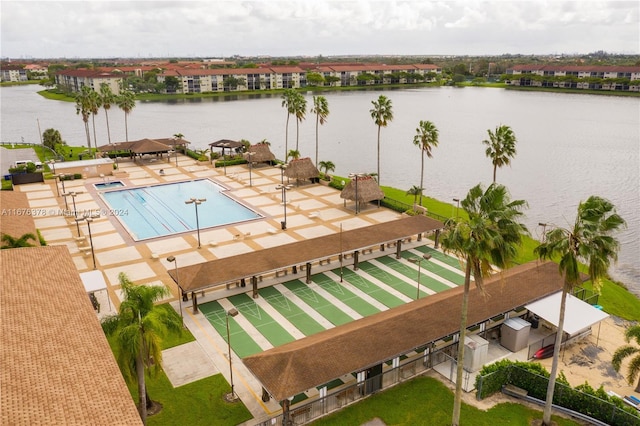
[16,153,415,422]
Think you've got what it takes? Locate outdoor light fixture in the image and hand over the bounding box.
[538,223,548,242]
[185,197,206,248]
[226,308,240,402]
[408,253,432,300]
[76,213,99,270]
[276,183,293,230]
[166,256,183,322]
[64,191,82,236]
[246,152,255,187]
[348,173,365,214]
[452,198,460,219]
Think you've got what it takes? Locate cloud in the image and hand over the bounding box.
[1,0,638,58]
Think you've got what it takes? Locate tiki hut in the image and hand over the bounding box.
[340,175,384,211]
[244,144,275,165]
[283,157,320,185]
[97,138,172,162]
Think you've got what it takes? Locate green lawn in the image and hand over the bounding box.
[311,376,580,426]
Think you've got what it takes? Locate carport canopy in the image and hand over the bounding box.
[525,293,609,335]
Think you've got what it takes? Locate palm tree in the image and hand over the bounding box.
[318,160,335,180]
[369,95,393,185]
[311,95,329,168]
[1,233,37,249]
[612,325,640,392]
[535,196,625,425]
[75,86,92,150]
[116,89,136,142]
[440,183,528,426]
[99,83,116,145]
[281,89,297,160]
[293,92,307,151]
[406,185,424,210]
[88,89,102,154]
[482,124,517,183]
[287,149,300,161]
[101,273,181,425]
[413,120,439,206]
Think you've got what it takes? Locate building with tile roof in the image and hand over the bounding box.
[1,245,142,425]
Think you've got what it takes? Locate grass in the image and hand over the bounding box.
[311,376,580,426]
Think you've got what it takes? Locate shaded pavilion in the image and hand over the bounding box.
[243,261,564,404]
[209,139,246,173]
[167,215,444,310]
[284,157,320,185]
[340,175,384,212]
[97,138,172,162]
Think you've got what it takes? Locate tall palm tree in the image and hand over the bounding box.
[1,233,37,249]
[482,124,517,183]
[369,95,393,185]
[99,83,116,145]
[281,89,297,160]
[101,273,181,425]
[612,325,640,392]
[535,196,625,425]
[75,86,92,150]
[116,89,136,142]
[406,185,424,209]
[293,92,307,151]
[413,120,439,206]
[440,183,528,426]
[311,95,329,168]
[88,89,102,154]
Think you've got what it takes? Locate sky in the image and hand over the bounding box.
[1,1,638,59]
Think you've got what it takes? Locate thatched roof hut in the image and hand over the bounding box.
[340,175,384,203]
[284,157,319,183]
[244,144,275,164]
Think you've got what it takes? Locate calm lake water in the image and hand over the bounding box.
[1,85,639,296]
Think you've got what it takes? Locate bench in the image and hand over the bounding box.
[503,384,528,398]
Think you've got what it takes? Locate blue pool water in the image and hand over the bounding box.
[101,179,262,240]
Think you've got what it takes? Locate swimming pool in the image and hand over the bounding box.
[101,179,262,240]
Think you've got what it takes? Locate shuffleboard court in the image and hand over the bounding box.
[280,280,354,326]
[199,301,263,358]
[396,253,463,289]
[359,261,424,299]
[337,268,406,308]
[421,246,465,270]
[258,286,326,336]
[228,293,296,347]
[311,273,381,317]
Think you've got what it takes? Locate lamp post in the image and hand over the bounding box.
[77,214,98,269]
[348,173,364,214]
[226,308,240,402]
[166,256,183,323]
[276,183,293,230]
[538,222,548,242]
[408,253,432,300]
[277,163,287,185]
[64,191,81,236]
[185,197,206,249]
[452,198,460,219]
[246,152,255,187]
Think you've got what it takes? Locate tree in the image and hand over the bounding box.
[440,183,528,426]
[75,86,93,149]
[612,325,640,392]
[116,89,136,142]
[281,89,297,160]
[88,89,102,152]
[1,233,37,249]
[406,185,423,209]
[369,95,393,185]
[293,92,307,151]
[100,83,116,145]
[535,196,625,425]
[413,120,439,206]
[483,124,518,183]
[311,95,329,168]
[318,160,335,180]
[101,273,181,425]
[306,72,325,86]
[42,128,63,150]
[287,149,300,161]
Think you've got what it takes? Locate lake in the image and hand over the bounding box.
[1,85,638,295]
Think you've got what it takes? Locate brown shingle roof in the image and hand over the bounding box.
[170,215,443,293]
[244,261,564,401]
[0,191,41,246]
[1,246,142,425]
